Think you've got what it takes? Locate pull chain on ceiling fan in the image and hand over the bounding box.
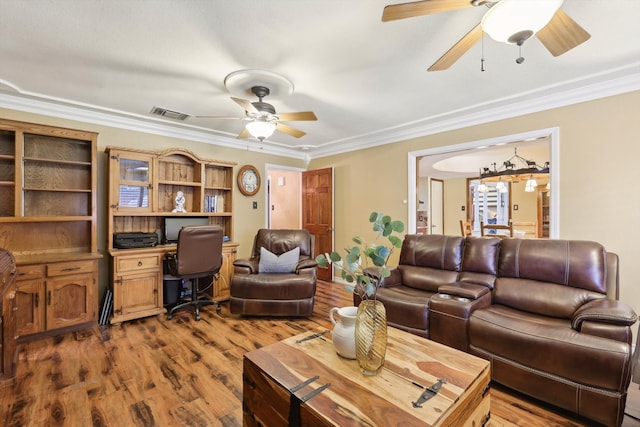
[196,85,317,141]
[382,0,591,71]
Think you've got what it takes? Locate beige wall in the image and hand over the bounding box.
[309,90,640,317]
[2,90,639,319]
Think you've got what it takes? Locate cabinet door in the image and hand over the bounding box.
[46,274,96,330]
[15,279,45,336]
[110,151,153,212]
[113,270,163,319]
[213,245,237,301]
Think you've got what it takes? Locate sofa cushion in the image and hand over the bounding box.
[399,234,463,270]
[397,235,463,292]
[493,277,605,319]
[231,273,315,300]
[374,285,433,332]
[495,239,608,317]
[469,304,632,392]
[498,239,607,293]
[458,237,500,288]
[252,229,313,259]
[259,246,300,273]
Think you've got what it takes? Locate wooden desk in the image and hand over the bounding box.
[243,327,491,426]
[109,242,238,324]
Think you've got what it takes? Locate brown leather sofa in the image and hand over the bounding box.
[230,229,317,316]
[356,234,637,426]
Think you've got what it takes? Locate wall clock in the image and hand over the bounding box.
[237,165,261,196]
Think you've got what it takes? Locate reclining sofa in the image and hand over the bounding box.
[355,235,637,426]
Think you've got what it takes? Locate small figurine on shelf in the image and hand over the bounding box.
[172,191,187,213]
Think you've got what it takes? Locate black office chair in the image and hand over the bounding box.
[165,225,224,321]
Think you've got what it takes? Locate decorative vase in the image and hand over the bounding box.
[355,299,387,376]
[329,306,358,359]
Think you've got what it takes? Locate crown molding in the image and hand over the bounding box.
[0,92,308,160]
[310,67,640,159]
[0,65,638,161]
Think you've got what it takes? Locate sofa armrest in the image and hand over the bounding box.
[233,258,259,274]
[438,282,490,300]
[295,259,318,274]
[572,299,638,331]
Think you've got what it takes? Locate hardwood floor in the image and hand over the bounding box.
[1,280,638,426]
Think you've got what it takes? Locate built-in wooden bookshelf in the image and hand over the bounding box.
[106,146,237,324]
[0,118,101,341]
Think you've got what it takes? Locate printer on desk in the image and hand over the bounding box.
[113,232,158,249]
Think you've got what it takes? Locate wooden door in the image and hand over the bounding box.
[302,168,333,282]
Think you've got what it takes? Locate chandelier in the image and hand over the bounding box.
[478,148,549,193]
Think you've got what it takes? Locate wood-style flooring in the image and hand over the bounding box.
[1,280,639,426]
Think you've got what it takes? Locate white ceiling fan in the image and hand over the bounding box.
[196,85,317,141]
[382,0,591,71]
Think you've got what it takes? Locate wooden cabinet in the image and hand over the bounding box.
[106,146,237,323]
[15,259,98,338]
[213,243,239,302]
[110,251,164,324]
[0,118,101,340]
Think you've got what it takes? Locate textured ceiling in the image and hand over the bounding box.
[0,0,638,160]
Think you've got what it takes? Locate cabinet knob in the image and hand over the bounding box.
[138,261,143,267]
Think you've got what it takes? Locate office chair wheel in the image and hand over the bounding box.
[167,314,173,320]
[216,304,221,313]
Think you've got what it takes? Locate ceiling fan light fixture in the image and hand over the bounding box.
[481,0,563,44]
[246,119,277,141]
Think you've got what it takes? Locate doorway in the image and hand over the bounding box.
[266,166,303,229]
[407,127,559,237]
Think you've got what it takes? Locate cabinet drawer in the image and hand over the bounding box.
[16,265,45,281]
[116,254,162,273]
[47,261,95,277]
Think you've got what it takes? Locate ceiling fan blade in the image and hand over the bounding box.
[276,122,306,138]
[237,128,250,139]
[428,24,483,71]
[231,97,259,114]
[536,9,590,57]
[277,111,317,121]
[382,0,473,22]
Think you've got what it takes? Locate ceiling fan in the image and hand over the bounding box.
[382,0,591,71]
[197,85,317,141]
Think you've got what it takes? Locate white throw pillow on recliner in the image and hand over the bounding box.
[258,246,300,273]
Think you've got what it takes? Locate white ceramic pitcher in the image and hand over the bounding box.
[329,306,358,359]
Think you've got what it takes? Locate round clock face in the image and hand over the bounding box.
[238,165,261,196]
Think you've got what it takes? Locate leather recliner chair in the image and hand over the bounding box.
[230,229,317,316]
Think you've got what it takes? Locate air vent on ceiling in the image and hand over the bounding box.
[150,106,190,121]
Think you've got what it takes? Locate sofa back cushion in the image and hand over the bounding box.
[398,235,463,291]
[252,229,313,260]
[458,237,500,288]
[495,239,608,317]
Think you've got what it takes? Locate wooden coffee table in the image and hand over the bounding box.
[243,326,491,426]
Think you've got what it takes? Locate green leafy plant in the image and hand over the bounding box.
[316,212,404,300]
